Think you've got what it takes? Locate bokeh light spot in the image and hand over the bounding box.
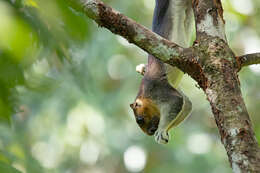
[124,146,147,172]
[249,64,260,75]
[107,55,132,80]
[230,0,254,15]
[31,140,64,169]
[187,133,212,154]
[80,140,100,165]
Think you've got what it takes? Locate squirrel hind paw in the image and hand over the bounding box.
[154,130,169,144]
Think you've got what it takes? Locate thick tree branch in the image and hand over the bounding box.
[203,41,260,172]
[238,53,260,68]
[193,1,260,172]
[192,0,226,41]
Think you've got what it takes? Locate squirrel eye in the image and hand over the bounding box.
[130,102,138,109]
[136,116,145,125]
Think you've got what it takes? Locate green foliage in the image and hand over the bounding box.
[0,161,21,173]
[0,0,259,173]
[0,0,90,122]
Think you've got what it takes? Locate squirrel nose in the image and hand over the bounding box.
[148,127,157,135]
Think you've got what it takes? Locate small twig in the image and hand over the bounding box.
[238,53,260,68]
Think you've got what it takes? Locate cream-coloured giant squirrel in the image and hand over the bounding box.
[130,0,194,144]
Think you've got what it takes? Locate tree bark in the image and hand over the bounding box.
[69,0,260,172]
[192,1,260,172]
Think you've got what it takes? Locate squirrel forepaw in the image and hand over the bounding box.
[136,64,146,75]
[154,129,169,144]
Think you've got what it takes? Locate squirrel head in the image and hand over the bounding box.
[130,98,160,135]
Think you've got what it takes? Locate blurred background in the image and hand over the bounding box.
[0,0,259,172]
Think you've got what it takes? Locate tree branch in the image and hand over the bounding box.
[238,53,260,68]
[193,1,260,172]
[192,0,226,41]
[75,0,187,62]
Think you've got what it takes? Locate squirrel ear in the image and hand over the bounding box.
[130,103,134,109]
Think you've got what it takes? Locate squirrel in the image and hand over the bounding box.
[130,0,193,144]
